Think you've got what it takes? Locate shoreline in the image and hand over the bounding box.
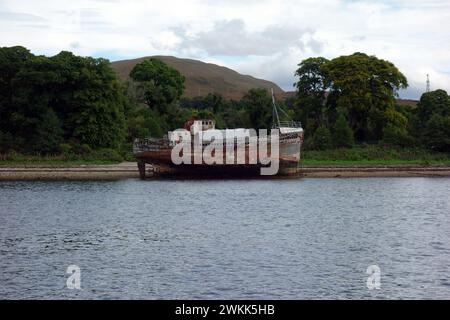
[0,162,143,181]
[1,162,450,180]
[299,166,450,178]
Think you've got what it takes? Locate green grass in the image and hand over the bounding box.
[2,145,450,168]
[0,152,124,167]
[301,145,450,167]
[0,159,121,167]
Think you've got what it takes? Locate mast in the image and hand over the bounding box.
[271,88,280,128]
[271,88,294,128]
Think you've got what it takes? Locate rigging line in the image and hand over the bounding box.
[277,104,291,119]
[271,88,281,127]
[271,88,291,121]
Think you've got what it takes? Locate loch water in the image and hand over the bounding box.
[1,177,450,299]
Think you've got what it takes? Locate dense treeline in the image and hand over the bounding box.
[128,52,450,153]
[291,53,450,152]
[1,46,449,160]
[0,47,277,158]
[0,46,127,156]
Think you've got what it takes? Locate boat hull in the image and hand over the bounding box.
[134,133,303,177]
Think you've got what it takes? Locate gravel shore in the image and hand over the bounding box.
[0,162,144,180]
[299,166,450,178]
[1,162,450,180]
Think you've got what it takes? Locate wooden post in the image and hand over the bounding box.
[137,161,146,179]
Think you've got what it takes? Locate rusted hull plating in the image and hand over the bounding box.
[134,133,303,177]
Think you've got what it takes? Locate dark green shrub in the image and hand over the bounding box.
[333,114,354,148]
[309,125,332,150]
[0,131,14,153]
[382,124,415,147]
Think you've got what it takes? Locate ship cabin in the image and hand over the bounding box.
[187,119,216,135]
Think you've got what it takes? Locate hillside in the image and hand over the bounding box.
[396,99,418,107]
[111,56,284,100]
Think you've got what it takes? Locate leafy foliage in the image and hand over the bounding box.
[333,114,354,148]
[130,58,185,113]
[293,57,329,132]
[0,46,126,154]
[416,89,450,125]
[424,114,450,152]
[294,52,409,144]
[382,124,414,147]
[241,88,273,130]
[2,46,450,161]
[309,125,332,150]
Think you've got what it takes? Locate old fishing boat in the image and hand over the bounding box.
[133,90,304,177]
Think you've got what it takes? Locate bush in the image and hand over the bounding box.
[119,142,135,161]
[30,108,63,154]
[309,125,332,150]
[0,131,14,153]
[59,143,72,155]
[333,114,354,148]
[382,124,415,147]
[71,143,92,155]
[127,108,165,140]
[424,114,450,152]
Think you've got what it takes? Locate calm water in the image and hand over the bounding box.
[1,178,450,299]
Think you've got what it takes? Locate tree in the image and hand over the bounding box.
[294,57,329,97]
[293,57,329,131]
[0,51,66,153]
[309,125,332,150]
[0,47,127,153]
[0,131,14,153]
[130,58,185,113]
[0,46,34,138]
[218,104,251,129]
[49,52,127,149]
[416,89,450,126]
[382,124,414,147]
[424,114,450,152]
[203,93,223,114]
[411,90,450,149]
[30,108,64,153]
[381,105,414,147]
[321,53,408,141]
[241,88,272,130]
[333,113,354,148]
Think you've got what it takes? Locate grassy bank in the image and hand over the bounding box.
[301,145,450,166]
[0,150,127,167]
[2,145,450,168]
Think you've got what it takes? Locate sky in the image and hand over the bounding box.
[1,0,449,99]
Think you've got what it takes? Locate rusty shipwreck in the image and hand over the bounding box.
[133,91,304,177]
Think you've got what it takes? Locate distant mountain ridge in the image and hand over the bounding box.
[111,56,419,105]
[111,55,284,100]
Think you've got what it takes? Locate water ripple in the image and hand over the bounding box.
[0,178,450,299]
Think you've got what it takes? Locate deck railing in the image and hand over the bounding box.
[273,121,302,128]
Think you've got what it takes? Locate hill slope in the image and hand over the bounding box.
[111,56,284,100]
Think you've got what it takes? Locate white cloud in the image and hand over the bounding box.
[0,0,449,99]
[166,19,320,56]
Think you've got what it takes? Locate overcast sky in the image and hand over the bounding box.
[1,0,449,99]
